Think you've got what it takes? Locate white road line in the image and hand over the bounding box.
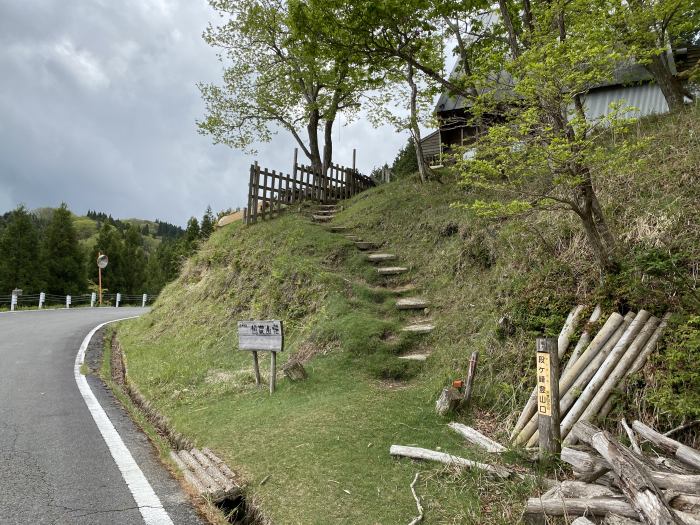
[74,317,174,525]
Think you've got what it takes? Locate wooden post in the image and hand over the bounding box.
[270,351,277,394]
[252,351,261,385]
[352,148,356,170]
[292,148,298,204]
[262,167,268,220]
[463,351,479,406]
[243,207,247,224]
[537,337,561,458]
[252,162,259,224]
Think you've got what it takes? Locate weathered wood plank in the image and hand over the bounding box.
[237,320,283,352]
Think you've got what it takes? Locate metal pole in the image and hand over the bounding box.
[98,265,103,306]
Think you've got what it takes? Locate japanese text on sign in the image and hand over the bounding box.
[537,352,551,416]
[237,320,284,352]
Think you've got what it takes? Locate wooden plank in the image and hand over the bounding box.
[252,162,259,224]
[237,320,283,352]
[389,445,512,479]
[447,422,505,453]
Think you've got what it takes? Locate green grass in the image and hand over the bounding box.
[118,105,700,523]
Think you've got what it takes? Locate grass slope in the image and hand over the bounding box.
[118,106,700,523]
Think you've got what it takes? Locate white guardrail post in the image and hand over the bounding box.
[39,292,45,309]
[115,293,121,308]
[66,295,71,309]
[90,292,96,307]
[10,294,17,311]
[142,293,147,307]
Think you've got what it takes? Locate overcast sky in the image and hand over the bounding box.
[0,0,411,225]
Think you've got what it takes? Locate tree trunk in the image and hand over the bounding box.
[407,63,428,183]
[322,117,334,176]
[306,108,323,174]
[645,52,689,111]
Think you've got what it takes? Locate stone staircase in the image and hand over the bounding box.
[310,204,435,362]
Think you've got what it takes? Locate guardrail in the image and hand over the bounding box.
[0,292,157,311]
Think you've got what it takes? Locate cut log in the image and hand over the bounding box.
[436,386,462,416]
[396,297,429,310]
[401,323,434,334]
[563,316,659,443]
[603,516,642,525]
[525,497,639,519]
[598,313,671,420]
[367,253,397,262]
[632,421,700,472]
[572,420,684,524]
[524,312,636,447]
[564,305,603,372]
[377,266,408,275]
[562,447,700,493]
[513,312,625,444]
[447,422,506,453]
[282,360,308,381]
[389,445,511,478]
[510,305,587,440]
[559,311,651,442]
[556,480,620,498]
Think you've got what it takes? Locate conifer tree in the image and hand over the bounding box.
[200,206,215,239]
[0,205,42,293]
[122,225,147,294]
[44,203,85,294]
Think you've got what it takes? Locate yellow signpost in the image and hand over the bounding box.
[537,352,552,416]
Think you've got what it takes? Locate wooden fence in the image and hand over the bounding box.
[244,149,373,224]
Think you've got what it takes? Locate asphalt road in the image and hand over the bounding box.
[0,308,203,525]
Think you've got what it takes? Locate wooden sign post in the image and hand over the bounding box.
[237,320,284,394]
[536,337,561,459]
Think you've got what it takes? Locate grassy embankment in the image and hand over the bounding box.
[117,105,700,524]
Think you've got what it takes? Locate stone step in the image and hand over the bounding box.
[314,209,338,215]
[316,204,340,209]
[401,323,435,334]
[396,297,429,310]
[328,226,349,232]
[398,353,430,361]
[367,253,397,262]
[312,214,334,222]
[377,266,408,275]
[355,241,379,250]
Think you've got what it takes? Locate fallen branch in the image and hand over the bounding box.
[448,422,506,453]
[525,497,639,519]
[633,421,700,471]
[665,421,700,438]
[622,418,643,455]
[407,472,423,525]
[572,421,683,524]
[389,445,512,479]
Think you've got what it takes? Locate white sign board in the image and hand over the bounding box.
[237,320,283,352]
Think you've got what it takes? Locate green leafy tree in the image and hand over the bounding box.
[451,0,643,273]
[198,0,374,174]
[0,205,43,293]
[609,0,699,110]
[44,203,85,294]
[391,139,419,179]
[200,206,215,239]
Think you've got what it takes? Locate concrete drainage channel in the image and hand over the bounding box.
[107,332,260,524]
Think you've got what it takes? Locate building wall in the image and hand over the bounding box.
[583,83,670,121]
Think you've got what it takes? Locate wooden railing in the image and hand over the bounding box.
[244,149,373,225]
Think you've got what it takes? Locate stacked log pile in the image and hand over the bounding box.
[169,447,242,502]
[525,420,700,524]
[511,306,671,450]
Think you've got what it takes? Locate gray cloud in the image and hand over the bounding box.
[0,0,409,225]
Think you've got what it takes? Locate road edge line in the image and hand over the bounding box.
[74,317,174,525]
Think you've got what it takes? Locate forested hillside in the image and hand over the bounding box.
[0,204,218,297]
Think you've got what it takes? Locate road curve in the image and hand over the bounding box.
[0,308,203,524]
